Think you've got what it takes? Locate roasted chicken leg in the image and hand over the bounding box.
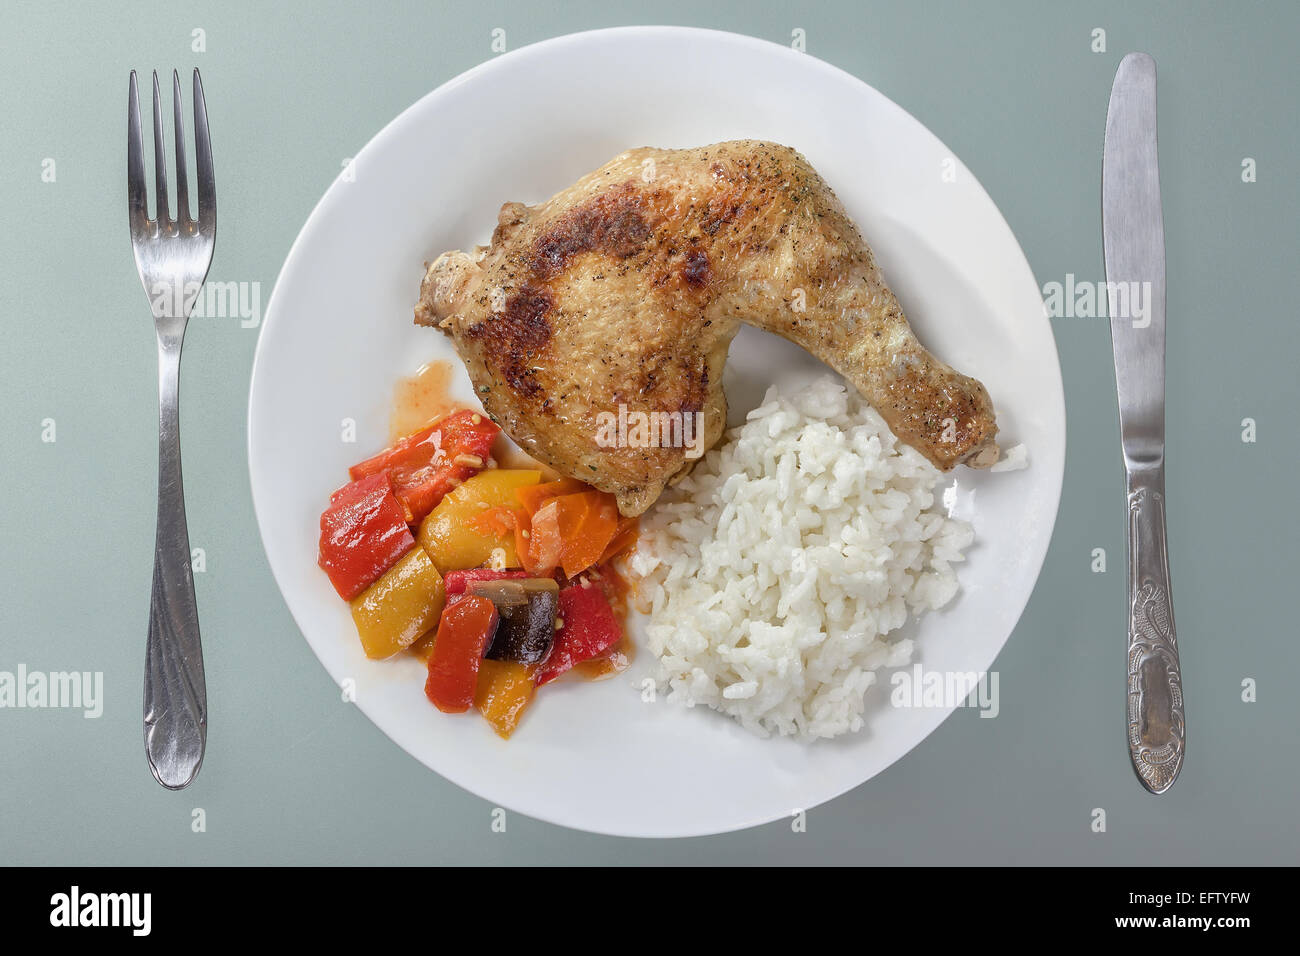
[416,140,999,516]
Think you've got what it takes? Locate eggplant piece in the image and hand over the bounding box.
[471,578,560,665]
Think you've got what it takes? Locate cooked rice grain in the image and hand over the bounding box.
[628,376,976,739]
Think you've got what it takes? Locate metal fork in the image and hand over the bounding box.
[128,69,216,790]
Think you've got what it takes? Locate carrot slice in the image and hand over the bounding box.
[514,521,533,574]
[466,505,521,539]
[515,478,587,517]
[555,491,620,579]
[512,479,623,578]
[597,516,639,564]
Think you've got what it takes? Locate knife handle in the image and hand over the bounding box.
[1124,463,1184,793]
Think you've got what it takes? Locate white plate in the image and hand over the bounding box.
[249,27,1064,838]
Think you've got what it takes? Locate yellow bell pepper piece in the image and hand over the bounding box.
[350,546,446,659]
[418,470,541,573]
[407,629,437,662]
[474,659,536,738]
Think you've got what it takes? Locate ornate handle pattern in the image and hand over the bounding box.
[1125,466,1184,793]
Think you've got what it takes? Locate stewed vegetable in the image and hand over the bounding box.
[318,472,415,600]
[471,577,560,665]
[349,547,445,659]
[316,407,635,739]
[474,661,535,738]
[348,409,497,524]
[418,469,540,572]
[425,596,498,714]
[444,568,529,595]
[536,584,624,685]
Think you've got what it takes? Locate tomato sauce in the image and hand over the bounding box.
[389,360,458,442]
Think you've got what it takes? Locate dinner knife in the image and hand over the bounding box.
[1102,52,1184,794]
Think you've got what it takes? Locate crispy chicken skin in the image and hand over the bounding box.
[416,140,999,516]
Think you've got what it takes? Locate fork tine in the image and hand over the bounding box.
[151,71,170,226]
[172,70,190,224]
[127,71,148,230]
[192,69,215,231]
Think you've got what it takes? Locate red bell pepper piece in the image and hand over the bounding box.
[318,473,415,600]
[534,584,623,686]
[444,568,531,596]
[348,410,498,525]
[425,596,499,713]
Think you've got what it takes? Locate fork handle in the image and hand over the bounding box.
[1124,462,1184,793]
[144,336,207,789]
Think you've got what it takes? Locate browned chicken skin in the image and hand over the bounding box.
[416,141,999,516]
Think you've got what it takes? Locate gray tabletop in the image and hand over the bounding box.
[2,0,1296,865]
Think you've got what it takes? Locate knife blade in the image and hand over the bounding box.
[1102,52,1185,794]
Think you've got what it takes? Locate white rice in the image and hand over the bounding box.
[627,376,978,739]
